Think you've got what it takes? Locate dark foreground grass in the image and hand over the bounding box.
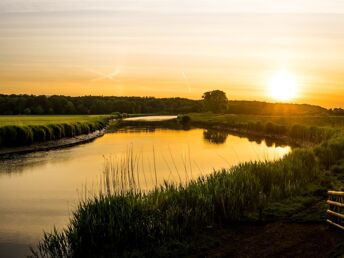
[30,133,344,257]
[0,115,113,147]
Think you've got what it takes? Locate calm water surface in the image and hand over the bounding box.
[0,125,291,257]
[123,115,177,121]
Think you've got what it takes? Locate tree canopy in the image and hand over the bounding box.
[0,93,333,116]
[0,95,202,115]
[202,90,229,113]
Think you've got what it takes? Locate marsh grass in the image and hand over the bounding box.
[0,116,112,147]
[29,114,344,257]
[101,148,143,195]
[100,145,197,195]
[188,113,342,144]
[30,144,328,257]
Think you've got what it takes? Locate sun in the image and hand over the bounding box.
[268,70,298,101]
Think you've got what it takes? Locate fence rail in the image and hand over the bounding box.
[327,190,344,230]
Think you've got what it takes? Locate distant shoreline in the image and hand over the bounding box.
[0,114,319,157]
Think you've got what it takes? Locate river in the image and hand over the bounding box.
[0,118,291,257]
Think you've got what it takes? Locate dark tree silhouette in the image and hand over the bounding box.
[202,90,228,113]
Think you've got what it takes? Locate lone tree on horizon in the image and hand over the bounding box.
[202,90,228,113]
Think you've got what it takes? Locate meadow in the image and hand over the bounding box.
[0,115,113,147]
[0,115,111,126]
[29,113,344,257]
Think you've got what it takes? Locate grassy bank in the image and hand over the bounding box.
[187,113,343,144]
[29,113,344,257]
[0,115,113,147]
[31,133,344,257]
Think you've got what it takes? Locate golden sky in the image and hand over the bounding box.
[1,0,344,107]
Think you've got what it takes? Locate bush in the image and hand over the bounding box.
[48,124,64,140]
[0,126,34,146]
[3,126,17,146]
[30,126,48,142]
[15,126,34,145]
[179,115,191,126]
[63,123,76,137]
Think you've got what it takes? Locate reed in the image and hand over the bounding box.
[30,114,344,257]
[30,145,329,257]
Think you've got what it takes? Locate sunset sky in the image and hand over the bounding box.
[1,0,344,107]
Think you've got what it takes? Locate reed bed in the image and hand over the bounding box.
[30,113,344,257]
[30,144,329,257]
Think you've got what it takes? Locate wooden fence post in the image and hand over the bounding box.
[327,190,344,230]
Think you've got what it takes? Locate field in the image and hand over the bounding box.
[0,115,113,148]
[30,113,344,257]
[0,115,111,126]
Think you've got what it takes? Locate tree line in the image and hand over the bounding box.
[0,95,202,115]
[0,91,339,116]
[201,90,330,115]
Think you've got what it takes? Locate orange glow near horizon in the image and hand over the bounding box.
[1,1,344,108]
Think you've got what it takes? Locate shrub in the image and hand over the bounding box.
[15,126,34,146]
[63,123,76,137]
[0,126,34,146]
[30,126,47,142]
[179,115,191,125]
[48,124,64,140]
[3,126,17,146]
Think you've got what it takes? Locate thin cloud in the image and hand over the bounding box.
[84,67,121,81]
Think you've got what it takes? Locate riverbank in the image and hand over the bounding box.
[31,136,344,257]
[0,128,106,157]
[29,113,344,257]
[118,113,333,147]
[0,115,114,155]
[186,113,342,145]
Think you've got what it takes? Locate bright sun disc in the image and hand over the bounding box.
[268,70,298,101]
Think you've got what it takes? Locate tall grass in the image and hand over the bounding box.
[30,146,325,257]
[29,114,344,257]
[101,149,144,195]
[187,113,341,144]
[0,118,111,147]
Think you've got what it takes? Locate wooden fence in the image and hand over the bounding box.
[327,190,344,230]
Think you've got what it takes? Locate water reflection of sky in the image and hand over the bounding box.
[0,127,291,257]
